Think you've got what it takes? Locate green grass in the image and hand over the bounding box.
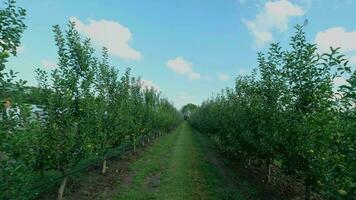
[114,124,182,199]
[157,122,209,199]
[115,122,252,200]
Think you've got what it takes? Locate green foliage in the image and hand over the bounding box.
[0,1,29,199]
[189,24,355,199]
[181,103,198,120]
[0,0,26,75]
[0,5,181,199]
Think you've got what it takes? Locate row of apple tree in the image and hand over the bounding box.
[0,1,181,199]
[189,25,355,200]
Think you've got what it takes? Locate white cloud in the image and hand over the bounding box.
[333,77,349,87]
[349,55,356,65]
[315,27,356,67]
[41,59,58,70]
[140,79,160,91]
[332,77,350,102]
[217,73,230,81]
[244,21,273,47]
[315,27,356,53]
[166,56,201,80]
[167,56,192,74]
[17,45,25,54]
[243,0,305,47]
[70,17,141,60]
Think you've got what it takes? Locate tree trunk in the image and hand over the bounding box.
[57,176,67,200]
[266,159,271,184]
[142,139,145,146]
[102,160,107,174]
[305,180,311,200]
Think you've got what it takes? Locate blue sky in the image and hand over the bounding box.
[6,0,356,108]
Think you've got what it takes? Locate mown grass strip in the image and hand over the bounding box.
[115,122,251,200]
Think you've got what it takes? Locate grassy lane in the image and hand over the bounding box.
[115,122,256,200]
[157,122,209,199]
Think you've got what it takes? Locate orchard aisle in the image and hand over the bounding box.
[115,122,250,200]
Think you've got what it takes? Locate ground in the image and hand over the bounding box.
[40,122,309,200]
[115,122,262,200]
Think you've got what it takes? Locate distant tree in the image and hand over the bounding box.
[181,103,198,120]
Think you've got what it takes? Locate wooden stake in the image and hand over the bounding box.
[267,162,271,184]
[57,176,67,200]
[102,160,107,174]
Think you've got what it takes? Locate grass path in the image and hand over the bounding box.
[114,122,258,200]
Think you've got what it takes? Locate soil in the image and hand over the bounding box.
[196,131,325,200]
[38,129,325,200]
[39,140,154,200]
